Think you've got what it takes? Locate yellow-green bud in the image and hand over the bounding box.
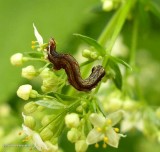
[40,127,53,141]
[76,106,83,113]
[75,140,88,152]
[65,113,80,128]
[17,84,32,100]
[30,90,39,98]
[41,77,59,93]
[67,128,80,143]
[102,0,114,12]
[41,115,53,126]
[82,49,91,58]
[10,53,23,66]
[22,65,37,79]
[40,68,54,79]
[24,116,36,129]
[81,101,87,109]
[24,102,38,114]
[90,52,98,59]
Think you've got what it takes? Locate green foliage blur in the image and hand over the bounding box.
[0,0,160,152]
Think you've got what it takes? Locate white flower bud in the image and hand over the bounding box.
[65,113,80,128]
[75,140,88,152]
[10,53,23,66]
[17,84,32,100]
[22,65,37,79]
[67,128,80,143]
[103,0,114,12]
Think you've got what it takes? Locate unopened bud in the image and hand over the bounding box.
[82,49,91,58]
[75,140,88,152]
[22,65,37,79]
[102,0,114,12]
[67,128,80,143]
[40,127,53,141]
[10,53,23,66]
[24,116,36,129]
[17,84,32,100]
[24,102,38,114]
[65,113,80,128]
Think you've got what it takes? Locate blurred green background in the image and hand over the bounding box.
[0,0,160,152]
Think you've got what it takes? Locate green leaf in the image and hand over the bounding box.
[73,33,105,56]
[98,0,136,52]
[110,56,132,70]
[149,0,160,20]
[24,52,44,58]
[48,92,79,102]
[35,98,66,109]
[108,59,122,90]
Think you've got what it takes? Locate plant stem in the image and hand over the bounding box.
[98,0,136,53]
[129,17,138,67]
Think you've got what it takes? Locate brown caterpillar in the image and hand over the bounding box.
[47,38,105,91]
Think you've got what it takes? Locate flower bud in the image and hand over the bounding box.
[102,0,114,12]
[10,53,23,66]
[24,116,36,129]
[17,84,32,100]
[30,90,39,98]
[90,52,98,59]
[24,102,38,114]
[40,127,53,141]
[75,140,88,152]
[76,106,83,113]
[41,115,53,126]
[41,78,58,93]
[22,65,37,79]
[65,113,80,128]
[67,128,80,143]
[82,49,91,58]
[40,68,53,79]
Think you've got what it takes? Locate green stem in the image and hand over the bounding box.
[129,17,138,67]
[98,0,136,53]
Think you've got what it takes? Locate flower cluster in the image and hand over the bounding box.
[10,23,160,152]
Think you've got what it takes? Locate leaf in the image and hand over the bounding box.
[98,0,135,51]
[24,52,44,58]
[110,56,132,70]
[149,0,160,20]
[48,92,79,102]
[35,99,66,109]
[73,33,105,56]
[108,59,122,90]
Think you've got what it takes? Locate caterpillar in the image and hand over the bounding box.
[47,38,105,91]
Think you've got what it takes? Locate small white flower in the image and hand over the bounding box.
[22,65,37,79]
[65,113,80,128]
[86,110,124,148]
[17,84,32,100]
[33,23,43,45]
[10,53,23,66]
[22,124,48,151]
